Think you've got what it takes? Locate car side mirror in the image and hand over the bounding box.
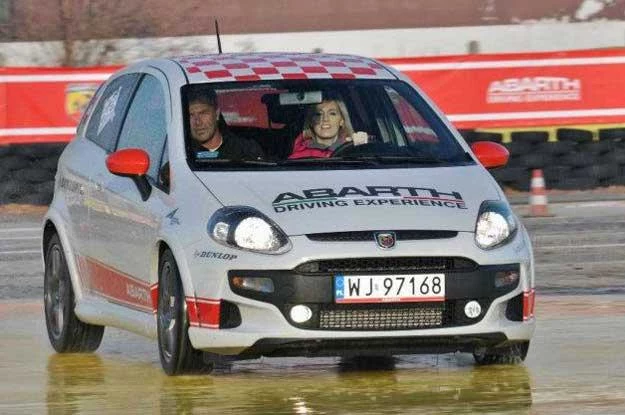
[106,148,152,201]
[470,141,509,169]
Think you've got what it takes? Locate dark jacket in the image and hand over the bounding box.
[193,129,264,160]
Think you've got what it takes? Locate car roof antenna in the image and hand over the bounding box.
[215,19,223,54]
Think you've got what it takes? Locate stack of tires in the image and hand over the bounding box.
[460,128,625,191]
[0,143,66,205]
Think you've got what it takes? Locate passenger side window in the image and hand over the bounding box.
[85,74,140,152]
[116,74,168,181]
[384,86,439,143]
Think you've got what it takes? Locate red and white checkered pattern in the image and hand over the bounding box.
[176,53,396,83]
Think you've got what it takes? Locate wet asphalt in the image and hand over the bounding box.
[0,200,624,413]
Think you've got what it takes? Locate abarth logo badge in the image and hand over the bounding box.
[374,232,396,249]
[65,83,98,122]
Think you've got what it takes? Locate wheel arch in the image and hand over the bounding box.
[154,238,196,304]
[42,210,85,301]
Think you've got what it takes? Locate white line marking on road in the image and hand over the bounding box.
[0,228,41,233]
[538,243,625,250]
[0,250,40,255]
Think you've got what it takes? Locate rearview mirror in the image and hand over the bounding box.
[279,91,322,105]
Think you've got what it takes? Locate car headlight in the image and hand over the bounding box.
[475,200,517,250]
[208,206,291,254]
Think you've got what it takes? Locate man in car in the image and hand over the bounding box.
[188,87,264,160]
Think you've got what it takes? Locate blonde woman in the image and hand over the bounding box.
[289,98,368,159]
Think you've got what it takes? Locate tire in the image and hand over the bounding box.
[577,141,614,155]
[536,141,577,156]
[38,156,61,171]
[13,167,54,184]
[510,131,549,144]
[543,165,572,187]
[599,128,625,141]
[577,164,619,181]
[490,166,527,183]
[1,155,28,171]
[157,249,210,375]
[504,141,535,156]
[0,180,33,204]
[13,143,67,160]
[560,151,596,168]
[557,128,594,143]
[44,234,104,352]
[520,153,552,169]
[473,341,529,365]
[0,145,13,157]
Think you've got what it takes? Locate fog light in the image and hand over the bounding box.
[494,271,520,288]
[464,301,482,319]
[290,305,312,323]
[231,276,274,293]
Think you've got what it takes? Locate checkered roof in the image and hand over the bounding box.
[174,53,396,83]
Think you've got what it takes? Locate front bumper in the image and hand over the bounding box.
[228,261,521,330]
[185,231,535,356]
[187,260,535,356]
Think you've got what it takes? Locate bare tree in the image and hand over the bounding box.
[2,0,160,66]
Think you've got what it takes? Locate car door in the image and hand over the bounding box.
[86,69,171,313]
[75,73,140,290]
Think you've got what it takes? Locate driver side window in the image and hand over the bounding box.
[116,74,168,183]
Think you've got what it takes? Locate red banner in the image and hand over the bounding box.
[382,48,625,129]
[0,66,117,145]
[2,49,625,145]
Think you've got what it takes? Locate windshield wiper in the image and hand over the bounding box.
[354,155,447,164]
[194,158,278,166]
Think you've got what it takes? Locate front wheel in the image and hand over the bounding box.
[157,249,210,375]
[44,234,104,352]
[473,341,530,365]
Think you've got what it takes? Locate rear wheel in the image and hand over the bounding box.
[157,249,210,375]
[44,234,104,352]
[473,341,530,365]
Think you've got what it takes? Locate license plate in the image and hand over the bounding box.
[334,274,445,304]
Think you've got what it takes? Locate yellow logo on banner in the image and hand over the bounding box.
[65,83,98,122]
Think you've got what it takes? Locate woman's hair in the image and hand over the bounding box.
[303,98,355,140]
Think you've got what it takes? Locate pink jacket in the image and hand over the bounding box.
[289,133,342,159]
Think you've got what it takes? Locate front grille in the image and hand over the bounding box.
[295,257,477,274]
[306,230,458,242]
[319,303,444,330]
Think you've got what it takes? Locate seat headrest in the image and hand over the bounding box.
[262,93,305,125]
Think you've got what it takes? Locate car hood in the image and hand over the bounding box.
[194,166,501,235]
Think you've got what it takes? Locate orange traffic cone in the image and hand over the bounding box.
[529,169,550,217]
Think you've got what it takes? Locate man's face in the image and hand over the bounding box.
[189,101,219,144]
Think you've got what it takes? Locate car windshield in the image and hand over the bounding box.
[183,79,472,170]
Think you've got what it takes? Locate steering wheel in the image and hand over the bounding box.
[331,141,355,157]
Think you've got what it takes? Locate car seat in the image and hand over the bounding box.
[261,94,307,159]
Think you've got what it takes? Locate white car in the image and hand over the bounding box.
[42,52,535,375]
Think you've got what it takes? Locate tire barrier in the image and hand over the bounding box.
[461,128,625,192]
[0,131,624,205]
[0,143,66,205]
